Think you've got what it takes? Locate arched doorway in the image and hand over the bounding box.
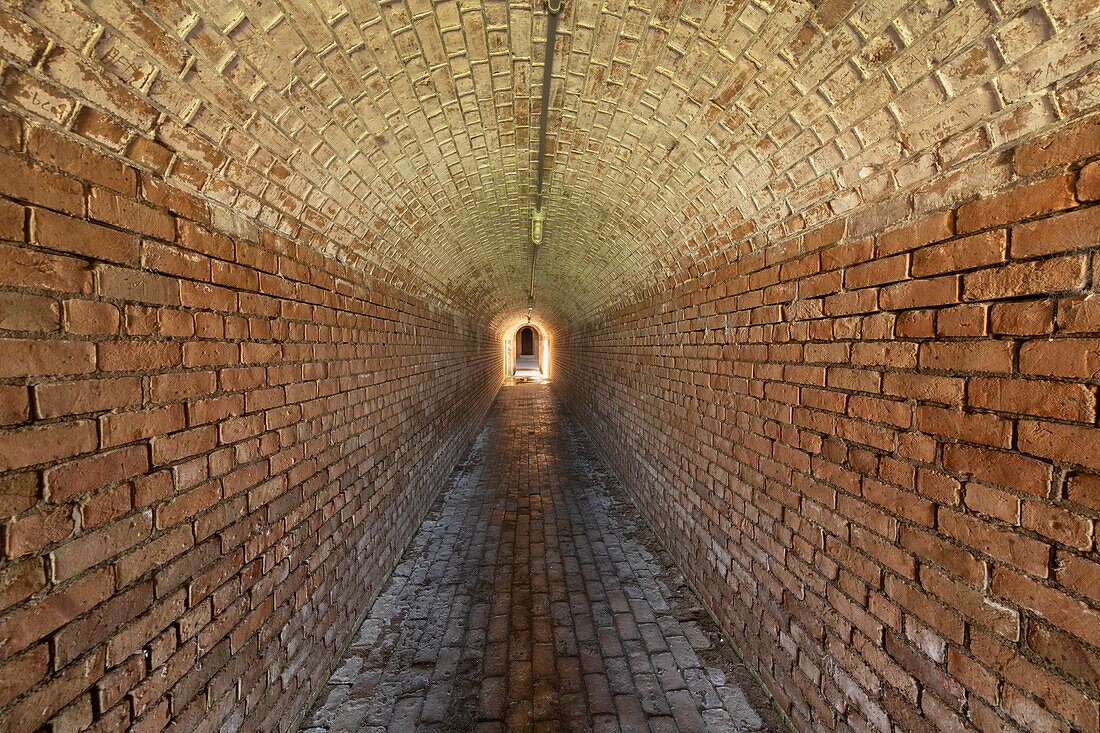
[514,325,539,373]
[503,322,549,380]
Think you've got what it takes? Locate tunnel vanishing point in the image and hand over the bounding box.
[0,0,1099,731]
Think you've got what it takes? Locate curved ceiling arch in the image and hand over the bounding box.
[2,0,1096,333]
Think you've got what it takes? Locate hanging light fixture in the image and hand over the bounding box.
[531,207,544,244]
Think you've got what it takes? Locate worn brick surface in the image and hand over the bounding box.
[558,164,1100,732]
[0,107,499,731]
[302,383,780,733]
[0,0,1099,731]
[0,0,1094,328]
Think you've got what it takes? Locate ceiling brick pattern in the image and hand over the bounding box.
[1,0,1098,328]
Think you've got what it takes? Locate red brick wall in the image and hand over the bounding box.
[556,117,1100,732]
[0,112,499,731]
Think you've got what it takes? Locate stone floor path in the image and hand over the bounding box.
[302,383,785,733]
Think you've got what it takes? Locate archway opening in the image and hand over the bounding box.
[503,322,549,382]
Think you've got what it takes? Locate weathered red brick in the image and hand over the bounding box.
[0,243,93,294]
[1012,206,1100,259]
[97,339,182,372]
[88,187,174,241]
[0,149,83,215]
[114,524,193,589]
[1026,622,1100,697]
[963,255,1087,301]
[877,211,954,257]
[27,126,135,194]
[1019,338,1100,380]
[101,407,185,455]
[1018,420,1100,472]
[898,525,983,585]
[922,565,1019,641]
[94,652,144,714]
[0,647,105,732]
[54,580,154,668]
[911,230,1006,277]
[0,567,112,661]
[150,425,217,466]
[1078,160,1100,201]
[107,588,187,667]
[939,508,1049,577]
[1022,502,1092,549]
[1014,114,1100,175]
[0,471,38,518]
[990,299,1053,335]
[1,66,71,122]
[35,376,141,419]
[968,376,1095,422]
[0,643,49,708]
[1065,472,1100,512]
[123,304,195,338]
[935,303,986,336]
[943,443,1052,497]
[0,338,95,378]
[963,480,1019,524]
[132,470,173,509]
[127,135,172,175]
[62,299,119,335]
[179,281,236,314]
[155,480,220,530]
[915,406,1012,448]
[71,107,128,153]
[1057,294,1100,333]
[0,419,97,472]
[844,253,908,290]
[0,556,46,613]
[0,385,29,425]
[879,275,958,310]
[957,174,1076,234]
[5,504,74,558]
[182,340,238,367]
[31,208,140,266]
[141,175,209,225]
[95,265,180,306]
[994,566,1100,648]
[917,340,1014,373]
[0,290,60,332]
[143,241,211,280]
[44,445,149,503]
[150,370,217,403]
[81,483,131,528]
[0,197,24,241]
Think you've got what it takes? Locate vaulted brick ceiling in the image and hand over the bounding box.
[2,0,1096,330]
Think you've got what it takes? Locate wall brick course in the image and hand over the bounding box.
[957,174,1077,234]
[0,243,93,294]
[963,254,1088,301]
[62,299,118,335]
[27,127,134,196]
[0,108,502,733]
[910,230,1006,278]
[0,149,83,216]
[558,162,1100,733]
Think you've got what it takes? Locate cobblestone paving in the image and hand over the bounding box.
[302,383,784,732]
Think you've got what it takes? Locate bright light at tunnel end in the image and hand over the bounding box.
[503,320,550,385]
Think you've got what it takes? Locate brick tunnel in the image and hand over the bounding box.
[0,0,1098,731]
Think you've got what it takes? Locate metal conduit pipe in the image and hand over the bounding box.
[529,0,561,308]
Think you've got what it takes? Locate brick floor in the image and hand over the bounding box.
[302,383,783,732]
